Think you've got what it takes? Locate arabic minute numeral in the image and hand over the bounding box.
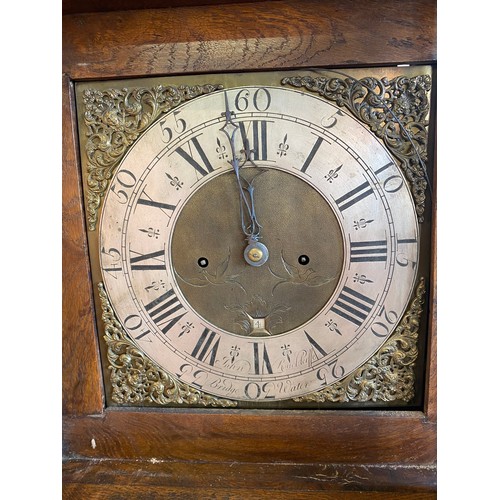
[234,88,271,112]
[123,314,152,341]
[110,169,137,204]
[396,237,418,268]
[370,305,398,338]
[321,108,344,128]
[316,359,345,386]
[100,246,122,279]
[160,110,187,143]
[374,161,404,193]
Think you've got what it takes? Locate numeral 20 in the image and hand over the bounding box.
[371,305,398,338]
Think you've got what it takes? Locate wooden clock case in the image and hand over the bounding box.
[62,1,437,497]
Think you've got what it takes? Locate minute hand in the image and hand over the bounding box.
[220,90,269,267]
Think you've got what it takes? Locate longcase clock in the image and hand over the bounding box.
[63,1,437,497]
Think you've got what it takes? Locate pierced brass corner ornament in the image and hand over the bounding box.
[97,282,237,407]
[282,74,431,221]
[293,277,426,404]
[85,69,432,407]
[98,277,425,407]
[83,83,223,230]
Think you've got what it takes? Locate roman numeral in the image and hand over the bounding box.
[144,288,186,335]
[123,314,152,342]
[137,192,176,214]
[174,136,214,176]
[130,248,166,271]
[252,342,273,374]
[374,161,395,176]
[334,181,374,212]
[304,331,328,359]
[350,240,388,263]
[300,136,324,173]
[239,120,269,161]
[191,328,220,366]
[330,286,375,327]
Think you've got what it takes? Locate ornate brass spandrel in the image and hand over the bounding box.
[97,282,237,407]
[282,74,431,222]
[98,277,425,407]
[293,277,426,404]
[83,83,223,231]
[85,71,432,407]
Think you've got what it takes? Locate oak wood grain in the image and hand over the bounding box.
[62,0,436,81]
[63,458,436,498]
[63,410,436,464]
[425,127,438,423]
[62,0,277,15]
[62,75,104,415]
[62,0,437,495]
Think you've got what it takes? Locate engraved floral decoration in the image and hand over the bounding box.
[282,74,431,222]
[175,251,245,292]
[293,277,426,404]
[269,251,335,295]
[83,83,223,230]
[97,282,236,407]
[98,275,425,406]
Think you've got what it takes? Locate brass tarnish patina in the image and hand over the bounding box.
[98,282,237,407]
[99,276,425,406]
[79,68,432,407]
[293,277,426,403]
[83,83,223,230]
[170,168,344,336]
[282,74,431,221]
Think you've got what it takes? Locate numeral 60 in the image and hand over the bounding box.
[235,88,271,112]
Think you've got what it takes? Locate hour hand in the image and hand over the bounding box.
[220,90,268,267]
[220,92,239,168]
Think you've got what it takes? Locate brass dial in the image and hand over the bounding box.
[99,86,419,401]
[171,167,344,336]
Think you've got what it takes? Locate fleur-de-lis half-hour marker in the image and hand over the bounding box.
[178,322,194,337]
[216,137,228,159]
[325,319,342,335]
[139,227,160,239]
[324,165,342,183]
[166,172,183,190]
[353,218,374,230]
[277,134,289,157]
[353,273,374,284]
[144,279,166,292]
[281,344,292,362]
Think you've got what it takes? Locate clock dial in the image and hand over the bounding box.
[171,167,343,335]
[99,86,419,401]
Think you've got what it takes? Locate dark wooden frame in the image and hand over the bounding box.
[62,1,437,497]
